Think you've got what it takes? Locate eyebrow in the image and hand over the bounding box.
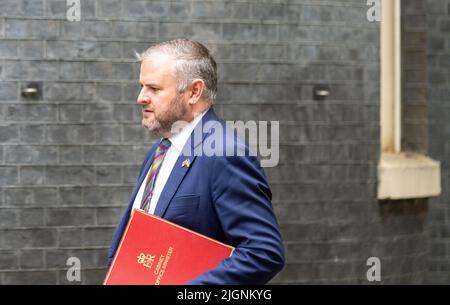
[140,82,162,88]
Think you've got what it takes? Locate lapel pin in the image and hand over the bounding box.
[182,159,191,168]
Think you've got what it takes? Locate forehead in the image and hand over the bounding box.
[139,53,176,84]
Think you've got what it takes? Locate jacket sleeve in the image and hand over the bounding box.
[186,154,285,285]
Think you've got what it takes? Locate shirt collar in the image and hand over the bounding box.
[167,110,208,152]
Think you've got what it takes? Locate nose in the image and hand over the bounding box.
[137,87,150,105]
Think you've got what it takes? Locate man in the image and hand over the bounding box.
[107,39,285,285]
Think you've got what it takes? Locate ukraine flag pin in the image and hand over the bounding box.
[182,159,191,168]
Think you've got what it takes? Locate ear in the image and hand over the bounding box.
[186,79,205,105]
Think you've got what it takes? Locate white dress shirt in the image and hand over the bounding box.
[132,110,207,214]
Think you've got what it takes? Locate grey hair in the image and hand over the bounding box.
[136,39,218,104]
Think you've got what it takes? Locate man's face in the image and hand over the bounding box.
[137,53,189,136]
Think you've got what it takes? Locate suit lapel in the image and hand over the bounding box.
[153,107,220,217]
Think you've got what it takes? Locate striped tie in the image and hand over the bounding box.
[140,138,171,212]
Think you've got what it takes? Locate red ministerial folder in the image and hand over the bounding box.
[103,209,234,285]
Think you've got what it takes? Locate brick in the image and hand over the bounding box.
[59,187,83,206]
[19,166,45,185]
[0,1,22,16]
[83,104,114,122]
[122,124,151,143]
[0,166,18,185]
[135,22,158,39]
[84,145,139,164]
[60,146,83,164]
[336,6,367,23]
[97,83,122,102]
[251,3,285,21]
[19,249,45,269]
[275,263,315,283]
[251,44,287,61]
[4,187,58,206]
[280,25,318,43]
[96,125,121,144]
[123,165,141,184]
[20,41,44,59]
[59,21,85,40]
[46,166,95,185]
[47,0,66,17]
[158,22,194,39]
[99,42,122,59]
[252,84,287,102]
[58,105,83,122]
[280,223,327,243]
[6,104,57,122]
[113,104,135,122]
[4,145,57,164]
[83,227,115,247]
[286,4,303,22]
[59,228,83,247]
[3,229,57,248]
[84,21,113,39]
[95,166,123,184]
[223,23,259,41]
[46,207,96,226]
[0,208,19,229]
[285,242,331,262]
[303,5,333,22]
[23,0,45,17]
[3,271,58,284]
[44,82,95,101]
[0,250,19,270]
[80,0,96,17]
[98,0,122,18]
[169,2,191,18]
[5,19,58,39]
[315,261,357,282]
[19,208,45,227]
[0,82,18,100]
[122,83,140,101]
[191,2,226,19]
[47,124,96,144]
[0,41,19,58]
[46,249,98,269]
[84,62,113,80]
[225,2,250,19]
[440,20,450,32]
[96,207,124,225]
[145,1,171,18]
[0,124,20,143]
[84,186,131,205]
[59,62,83,80]
[78,268,108,285]
[216,83,255,101]
[122,0,148,17]
[46,41,78,59]
[220,63,258,82]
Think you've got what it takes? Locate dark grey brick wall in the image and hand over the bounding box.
[402,0,428,154]
[0,0,434,284]
[427,0,450,284]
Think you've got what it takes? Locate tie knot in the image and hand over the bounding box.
[158,138,171,151]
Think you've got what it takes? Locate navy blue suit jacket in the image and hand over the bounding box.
[107,108,285,284]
